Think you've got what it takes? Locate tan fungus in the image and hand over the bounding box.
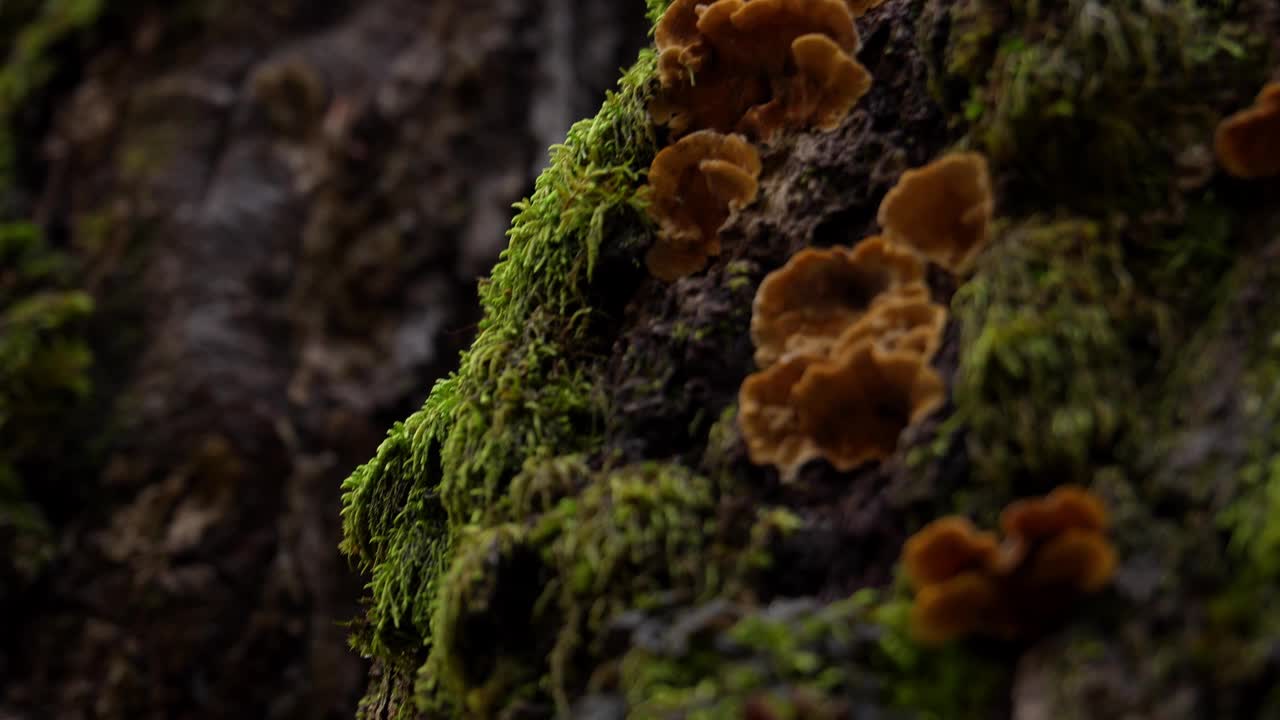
[1214,82,1280,179]
[877,152,995,272]
[645,130,762,281]
[750,236,925,368]
[791,339,945,471]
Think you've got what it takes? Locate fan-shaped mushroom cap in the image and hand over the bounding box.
[791,340,945,471]
[708,0,859,72]
[651,0,866,139]
[646,130,762,281]
[999,484,1109,541]
[1214,82,1280,179]
[1027,528,1118,593]
[833,290,947,360]
[738,355,822,478]
[910,571,1001,646]
[878,152,995,273]
[750,237,926,368]
[903,516,999,588]
[740,33,872,140]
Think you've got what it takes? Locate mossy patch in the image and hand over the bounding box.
[926,0,1271,214]
[949,218,1164,507]
[339,50,664,711]
[0,222,94,588]
[619,592,1006,720]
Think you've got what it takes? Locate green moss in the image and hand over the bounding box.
[340,50,662,711]
[620,592,1005,720]
[409,460,740,715]
[931,0,1270,214]
[950,218,1162,503]
[0,221,93,585]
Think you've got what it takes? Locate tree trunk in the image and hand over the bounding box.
[337,0,1280,718]
[0,2,645,718]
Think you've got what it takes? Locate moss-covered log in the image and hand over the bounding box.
[341,0,1280,717]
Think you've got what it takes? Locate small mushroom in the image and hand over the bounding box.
[832,289,948,360]
[645,130,762,281]
[903,516,999,588]
[741,33,872,140]
[709,0,859,73]
[738,355,822,478]
[1214,82,1280,179]
[901,486,1118,646]
[791,339,946,471]
[1026,528,1118,593]
[650,0,866,139]
[877,152,995,273]
[750,236,926,368]
[911,571,1001,646]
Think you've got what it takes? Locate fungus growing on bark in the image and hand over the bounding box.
[741,33,872,140]
[738,355,821,479]
[750,237,926,368]
[993,484,1113,574]
[902,486,1118,646]
[911,571,1002,646]
[1214,82,1280,179]
[903,516,998,587]
[832,290,948,359]
[877,152,995,272]
[705,0,859,72]
[651,0,867,139]
[645,130,762,281]
[790,340,945,471]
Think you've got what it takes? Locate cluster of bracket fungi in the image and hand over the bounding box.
[1215,81,1280,179]
[644,0,881,281]
[636,2,1280,650]
[738,152,993,480]
[903,485,1118,645]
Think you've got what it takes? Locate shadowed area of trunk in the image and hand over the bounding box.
[0,2,645,717]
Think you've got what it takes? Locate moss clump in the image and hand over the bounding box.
[340,51,663,711]
[950,218,1163,501]
[928,0,1270,214]
[0,222,93,586]
[619,593,1006,720]
[415,461,738,716]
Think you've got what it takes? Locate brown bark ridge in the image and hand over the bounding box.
[0,1,644,718]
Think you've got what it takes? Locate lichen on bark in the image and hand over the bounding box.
[341,0,1280,717]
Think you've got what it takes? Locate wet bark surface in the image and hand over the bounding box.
[0,2,645,717]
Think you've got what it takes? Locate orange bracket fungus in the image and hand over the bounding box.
[902,486,1118,646]
[877,152,995,273]
[737,338,945,479]
[651,0,870,141]
[740,234,946,479]
[832,290,948,359]
[790,340,945,471]
[645,130,762,282]
[903,516,998,587]
[749,236,926,368]
[738,355,823,479]
[1214,82,1280,179]
[741,33,873,140]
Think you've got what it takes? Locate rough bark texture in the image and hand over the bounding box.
[336,0,1280,718]
[0,1,645,718]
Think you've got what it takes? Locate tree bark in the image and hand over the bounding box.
[0,2,644,718]
[336,0,1280,718]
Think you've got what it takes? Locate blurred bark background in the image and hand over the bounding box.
[0,1,645,717]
